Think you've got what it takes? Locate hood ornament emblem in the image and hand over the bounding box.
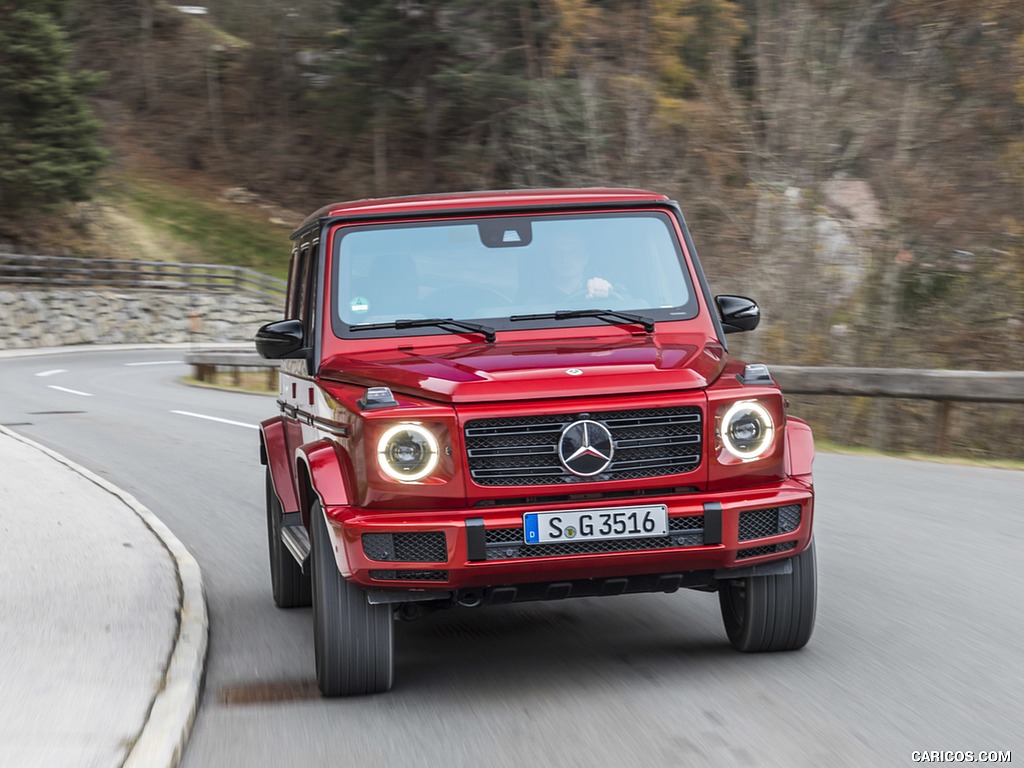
[566,368,583,376]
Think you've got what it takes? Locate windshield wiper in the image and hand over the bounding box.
[350,317,496,343]
[509,309,655,333]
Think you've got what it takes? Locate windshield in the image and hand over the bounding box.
[331,211,698,338]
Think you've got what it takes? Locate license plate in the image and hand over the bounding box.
[523,505,668,545]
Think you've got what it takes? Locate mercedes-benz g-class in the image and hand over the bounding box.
[256,188,816,696]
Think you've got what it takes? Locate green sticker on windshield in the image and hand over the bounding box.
[351,296,369,313]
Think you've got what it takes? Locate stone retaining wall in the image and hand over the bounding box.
[0,289,281,349]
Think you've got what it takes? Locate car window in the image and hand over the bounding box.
[284,247,300,319]
[332,211,698,335]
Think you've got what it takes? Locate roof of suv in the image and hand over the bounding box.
[296,187,673,233]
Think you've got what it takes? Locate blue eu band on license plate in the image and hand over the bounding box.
[523,504,668,545]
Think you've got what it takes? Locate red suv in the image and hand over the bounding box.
[256,188,816,696]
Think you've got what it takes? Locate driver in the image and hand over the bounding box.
[548,236,614,300]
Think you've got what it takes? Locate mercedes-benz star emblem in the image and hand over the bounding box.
[558,420,614,477]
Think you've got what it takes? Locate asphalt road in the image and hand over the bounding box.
[1,348,1020,767]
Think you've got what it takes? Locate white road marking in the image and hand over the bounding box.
[124,360,183,367]
[48,385,93,397]
[35,369,67,377]
[171,410,258,430]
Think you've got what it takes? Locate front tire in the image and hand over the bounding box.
[719,540,817,652]
[311,500,394,696]
[266,469,311,608]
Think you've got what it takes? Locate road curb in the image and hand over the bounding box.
[0,426,208,768]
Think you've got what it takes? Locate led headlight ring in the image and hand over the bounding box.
[721,401,775,460]
[377,424,440,482]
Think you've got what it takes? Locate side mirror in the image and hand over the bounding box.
[715,295,760,334]
[255,319,308,359]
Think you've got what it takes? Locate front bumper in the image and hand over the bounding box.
[325,479,813,595]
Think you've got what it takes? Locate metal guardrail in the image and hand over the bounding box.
[184,353,1023,454]
[770,366,1024,454]
[187,350,280,389]
[769,366,1024,403]
[0,253,286,302]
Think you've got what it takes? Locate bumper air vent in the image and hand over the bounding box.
[737,505,802,542]
[362,532,447,563]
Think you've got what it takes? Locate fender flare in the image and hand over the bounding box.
[785,416,815,483]
[296,439,356,577]
[259,417,298,514]
[294,438,355,524]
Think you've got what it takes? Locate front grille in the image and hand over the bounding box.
[362,532,447,562]
[483,515,704,560]
[736,541,796,560]
[737,505,802,542]
[369,569,449,582]
[464,407,702,487]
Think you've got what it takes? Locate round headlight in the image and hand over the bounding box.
[721,401,775,460]
[377,424,439,482]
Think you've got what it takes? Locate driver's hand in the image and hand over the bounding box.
[586,277,612,299]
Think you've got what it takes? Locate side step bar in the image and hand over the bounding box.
[280,521,311,566]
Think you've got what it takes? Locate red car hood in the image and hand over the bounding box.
[320,334,726,403]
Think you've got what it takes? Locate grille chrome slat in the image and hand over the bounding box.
[471,466,569,478]
[603,415,701,427]
[466,446,560,458]
[615,436,700,449]
[607,456,701,470]
[465,406,703,487]
[468,455,701,481]
[464,424,565,437]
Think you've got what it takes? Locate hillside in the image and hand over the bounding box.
[6,133,298,279]
[62,1,1023,350]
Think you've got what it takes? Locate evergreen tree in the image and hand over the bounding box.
[0,0,106,214]
[333,0,455,192]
